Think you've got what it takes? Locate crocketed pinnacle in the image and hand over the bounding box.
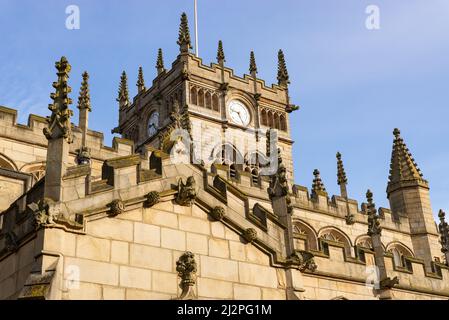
[77,71,91,112]
[336,152,348,186]
[177,12,192,52]
[249,51,257,74]
[137,66,146,93]
[217,40,225,63]
[156,48,165,73]
[277,49,290,87]
[311,169,327,197]
[439,210,449,254]
[366,189,382,236]
[117,71,130,108]
[388,128,427,193]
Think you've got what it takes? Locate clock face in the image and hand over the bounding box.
[228,100,250,126]
[147,112,159,137]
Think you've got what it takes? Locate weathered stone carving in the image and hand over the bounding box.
[345,213,355,225]
[160,100,192,154]
[5,231,19,252]
[380,276,399,290]
[210,206,226,221]
[145,191,160,208]
[175,176,197,207]
[75,146,91,165]
[242,228,258,243]
[366,190,382,236]
[288,251,318,272]
[176,252,197,300]
[28,198,57,230]
[43,57,74,143]
[268,149,289,199]
[107,199,125,217]
[438,210,449,256]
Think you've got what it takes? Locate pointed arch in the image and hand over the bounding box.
[318,226,353,257]
[280,114,287,131]
[267,111,274,128]
[261,109,268,126]
[212,94,219,112]
[386,241,414,268]
[293,219,319,251]
[20,161,46,184]
[273,113,280,129]
[198,89,205,107]
[190,87,198,105]
[0,153,18,171]
[205,91,212,109]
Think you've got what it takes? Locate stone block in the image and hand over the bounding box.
[200,256,238,282]
[233,284,261,300]
[211,222,225,239]
[161,228,186,251]
[186,233,208,255]
[197,277,233,299]
[119,266,152,290]
[126,289,172,300]
[208,238,230,258]
[65,282,102,300]
[111,241,129,265]
[229,241,246,261]
[143,209,178,228]
[152,271,178,294]
[65,257,119,286]
[238,262,278,288]
[179,215,210,235]
[87,218,133,242]
[103,286,125,300]
[43,228,76,257]
[261,288,286,300]
[134,222,161,247]
[76,236,111,262]
[130,244,173,272]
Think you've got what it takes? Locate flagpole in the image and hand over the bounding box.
[194,0,199,57]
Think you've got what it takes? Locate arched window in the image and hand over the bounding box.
[319,227,353,257]
[261,109,267,126]
[386,242,414,270]
[268,111,274,128]
[0,153,18,171]
[211,143,244,167]
[273,113,280,129]
[205,91,212,109]
[190,87,197,105]
[20,161,46,185]
[198,89,205,107]
[280,114,287,131]
[251,169,259,185]
[293,220,319,251]
[212,94,219,112]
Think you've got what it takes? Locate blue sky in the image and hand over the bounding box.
[0,0,448,216]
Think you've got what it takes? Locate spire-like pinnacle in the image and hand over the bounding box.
[336,152,348,186]
[277,49,290,87]
[439,210,449,254]
[77,71,91,112]
[387,128,427,193]
[311,169,327,197]
[177,12,192,53]
[137,66,146,93]
[117,71,130,108]
[249,51,257,74]
[366,189,382,236]
[156,48,165,74]
[43,56,74,143]
[217,40,225,63]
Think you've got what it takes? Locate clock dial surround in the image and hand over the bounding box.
[228,100,250,126]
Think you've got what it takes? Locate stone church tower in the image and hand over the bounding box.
[0,13,448,300]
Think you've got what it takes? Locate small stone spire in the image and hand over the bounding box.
[277,49,290,87]
[156,48,165,75]
[336,152,348,198]
[311,169,327,198]
[438,210,449,265]
[387,128,427,194]
[177,12,192,53]
[137,66,146,93]
[217,40,225,64]
[366,190,382,236]
[77,71,91,112]
[117,71,130,109]
[249,51,257,74]
[43,56,74,144]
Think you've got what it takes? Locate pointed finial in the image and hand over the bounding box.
[137,66,146,93]
[439,210,449,255]
[249,51,257,74]
[336,152,348,198]
[156,48,165,74]
[43,56,74,143]
[277,49,290,87]
[117,71,130,109]
[311,169,327,198]
[439,209,446,221]
[217,40,225,63]
[177,12,192,53]
[387,128,427,194]
[77,71,91,112]
[366,189,382,236]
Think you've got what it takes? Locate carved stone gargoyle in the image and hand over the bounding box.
[380,276,399,290]
[175,252,197,300]
[107,200,125,217]
[144,191,160,208]
[175,176,197,207]
[75,146,91,165]
[5,231,19,252]
[28,198,58,230]
[288,250,318,272]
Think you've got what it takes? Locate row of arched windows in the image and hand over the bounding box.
[261,108,287,131]
[293,220,415,269]
[190,86,220,112]
[165,89,184,114]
